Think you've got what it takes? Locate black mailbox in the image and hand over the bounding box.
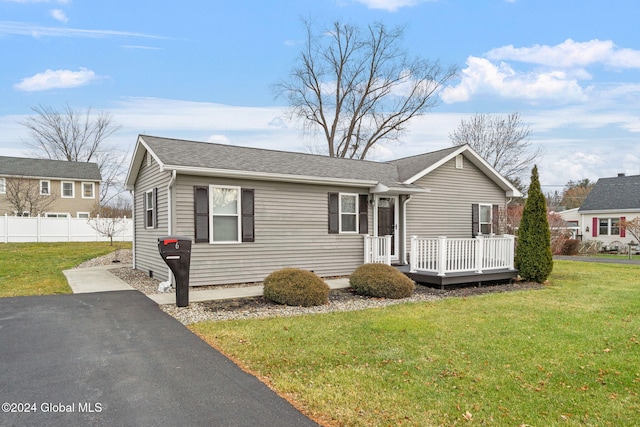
[158,236,192,307]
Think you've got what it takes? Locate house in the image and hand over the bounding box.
[125,135,522,287]
[0,156,101,218]
[578,173,640,248]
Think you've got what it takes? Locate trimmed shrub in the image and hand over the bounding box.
[349,263,415,299]
[263,268,329,307]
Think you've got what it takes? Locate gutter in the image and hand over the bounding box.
[166,170,177,282]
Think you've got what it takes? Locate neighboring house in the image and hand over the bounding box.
[578,173,640,247]
[0,156,101,218]
[556,207,581,239]
[125,135,522,287]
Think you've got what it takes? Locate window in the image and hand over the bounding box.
[194,186,255,243]
[598,218,621,236]
[479,204,492,235]
[472,203,499,236]
[0,177,5,194]
[328,193,368,234]
[145,189,157,228]
[40,180,50,195]
[46,213,70,218]
[61,181,74,198]
[77,212,90,219]
[340,193,358,233]
[82,182,95,199]
[210,185,241,243]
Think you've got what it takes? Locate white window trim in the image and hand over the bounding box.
[40,180,50,196]
[77,212,90,219]
[209,185,241,244]
[0,177,5,194]
[479,203,493,235]
[339,193,359,234]
[145,190,155,229]
[61,181,75,198]
[599,217,621,236]
[82,182,95,199]
[46,212,70,218]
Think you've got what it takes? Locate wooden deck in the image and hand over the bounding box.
[394,264,518,290]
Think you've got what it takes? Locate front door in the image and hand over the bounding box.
[377,196,399,261]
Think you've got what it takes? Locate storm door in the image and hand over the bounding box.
[376,196,399,261]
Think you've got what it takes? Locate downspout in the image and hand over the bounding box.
[166,170,177,282]
[130,190,135,269]
[402,195,413,264]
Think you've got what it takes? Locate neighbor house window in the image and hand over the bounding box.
[210,185,241,243]
[0,177,5,194]
[77,212,90,219]
[62,181,74,198]
[599,218,620,236]
[145,189,156,229]
[40,180,50,195]
[340,193,359,233]
[46,213,70,218]
[82,182,95,199]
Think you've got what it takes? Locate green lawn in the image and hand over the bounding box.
[191,261,640,426]
[0,242,130,297]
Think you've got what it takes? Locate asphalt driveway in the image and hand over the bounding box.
[0,291,318,427]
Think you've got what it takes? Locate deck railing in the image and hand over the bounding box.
[363,235,392,265]
[410,234,516,276]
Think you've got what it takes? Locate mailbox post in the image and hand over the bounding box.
[158,236,192,307]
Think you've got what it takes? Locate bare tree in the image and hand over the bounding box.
[449,112,542,182]
[88,196,132,246]
[4,179,59,216]
[275,20,458,159]
[560,179,594,209]
[20,104,125,204]
[621,217,640,243]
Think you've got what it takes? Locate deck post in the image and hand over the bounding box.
[506,234,515,270]
[364,234,371,264]
[437,236,447,276]
[410,235,417,272]
[384,235,392,265]
[475,234,484,273]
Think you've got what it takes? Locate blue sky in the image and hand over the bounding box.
[1,0,640,192]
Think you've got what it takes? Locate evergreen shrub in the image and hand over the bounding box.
[349,263,415,299]
[263,268,329,307]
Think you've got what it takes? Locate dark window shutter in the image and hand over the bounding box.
[620,216,626,238]
[492,204,499,234]
[471,204,479,237]
[153,187,158,229]
[328,192,339,234]
[358,194,369,234]
[194,186,209,243]
[241,188,255,242]
[592,217,598,237]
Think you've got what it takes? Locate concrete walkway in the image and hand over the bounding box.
[64,264,351,304]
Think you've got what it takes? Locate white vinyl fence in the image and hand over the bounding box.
[0,214,133,243]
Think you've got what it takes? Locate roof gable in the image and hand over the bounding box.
[0,156,101,181]
[578,174,640,212]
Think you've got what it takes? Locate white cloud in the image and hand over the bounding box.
[487,39,640,69]
[441,56,587,104]
[14,68,98,91]
[352,0,434,12]
[50,9,68,23]
[0,21,164,39]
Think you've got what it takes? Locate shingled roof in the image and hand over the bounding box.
[0,156,101,181]
[126,135,521,197]
[578,174,640,212]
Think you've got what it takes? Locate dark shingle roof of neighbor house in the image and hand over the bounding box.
[579,174,640,211]
[0,156,101,181]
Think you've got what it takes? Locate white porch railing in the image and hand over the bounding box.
[410,235,516,276]
[364,235,392,265]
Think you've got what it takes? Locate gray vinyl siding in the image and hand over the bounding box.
[405,155,506,253]
[173,175,370,286]
[133,154,171,281]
